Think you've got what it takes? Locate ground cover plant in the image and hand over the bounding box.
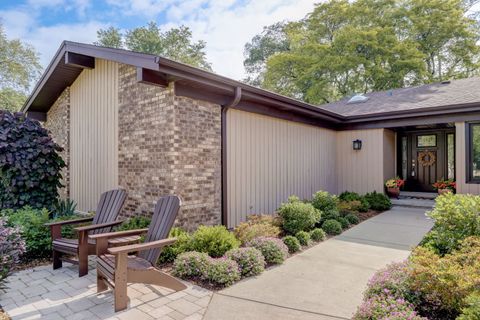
[0,217,25,289]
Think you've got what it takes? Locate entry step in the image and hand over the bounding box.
[399,191,437,200]
[391,198,435,209]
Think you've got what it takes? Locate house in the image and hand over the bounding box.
[22,41,480,229]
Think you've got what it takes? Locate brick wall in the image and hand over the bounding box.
[118,65,221,230]
[44,87,70,199]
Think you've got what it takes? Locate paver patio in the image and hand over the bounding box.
[0,259,212,320]
[204,206,434,320]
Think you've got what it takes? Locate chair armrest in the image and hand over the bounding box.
[44,217,93,227]
[75,220,124,232]
[108,238,177,255]
[88,228,149,240]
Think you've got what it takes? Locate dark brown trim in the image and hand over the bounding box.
[136,67,169,87]
[465,121,480,184]
[65,52,95,69]
[26,111,47,122]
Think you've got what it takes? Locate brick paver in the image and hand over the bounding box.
[0,258,212,320]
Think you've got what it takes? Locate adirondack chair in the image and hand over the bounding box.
[90,195,187,312]
[46,189,127,277]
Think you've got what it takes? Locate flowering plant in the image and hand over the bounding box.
[0,217,26,288]
[385,177,405,189]
[432,179,456,191]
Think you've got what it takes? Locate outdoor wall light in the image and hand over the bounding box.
[353,139,362,150]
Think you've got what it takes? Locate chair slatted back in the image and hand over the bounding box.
[91,189,127,235]
[139,195,180,264]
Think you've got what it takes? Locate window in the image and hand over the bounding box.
[401,136,408,180]
[466,123,480,183]
[417,134,436,147]
[447,133,455,180]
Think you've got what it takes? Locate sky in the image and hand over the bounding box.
[0,0,317,80]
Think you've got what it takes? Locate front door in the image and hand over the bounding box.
[398,130,455,192]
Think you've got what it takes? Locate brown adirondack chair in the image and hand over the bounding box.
[90,195,187,312]
[46,189,127,277]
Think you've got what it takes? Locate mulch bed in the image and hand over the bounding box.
[356,209,382,222]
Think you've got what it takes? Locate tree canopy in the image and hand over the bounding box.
[0,24,41,112]
[95,22,212,71]
[244,0,480,104]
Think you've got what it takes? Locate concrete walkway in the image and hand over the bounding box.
[204,206,434,320]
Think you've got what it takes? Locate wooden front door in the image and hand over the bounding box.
[398,130,455,192]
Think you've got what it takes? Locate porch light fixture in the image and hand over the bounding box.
[353,139,362,150]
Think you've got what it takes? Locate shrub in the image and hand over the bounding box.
[0,218,25,288]
[158,227,192,263]
[173,251,210,279]
[310,228,326,242]
[190,225,240,257]
[311,191,338,213]
[225,247,265,277]
[337,200,360,215]
[422,193,480,255]
[364,261,410,300]
[234,214,281,244]
[319,208,340,224]
[339,192,370,212]
[205,257,241,286]
[337,217,350,229]
[0,111,65,210]
[295,231,311,246]
[345,213,360,225]
[364,191,391,211]
[322,219,342,235]
[51,198,77,219]
[458,292,480,320]
[116,216,151,231]
[247,237,288,264]
[277,200,320,234]
[353,294,425,320]
[282,236,301,253]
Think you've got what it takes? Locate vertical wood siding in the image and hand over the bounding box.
[455,122,480,194]
[70,59,119,212]
[226,109,337,228]
[336,129,386,194]
[383,129,396,182]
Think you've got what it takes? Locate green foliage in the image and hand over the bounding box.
[338,193,370,212]
[345,213,360,225]
[278,199,321,234]
[247,237,289,265]
[95,22,212,71]
[339,191,361,202]
[0,217,25,288]
[311,191,338,213]
[158,227,192,263]
[205,258,241,287]
[51,198,77,219]
[458,292,480,320]
[422,193,480,255]
[322,219,343,235]
[310,228,326,242]
[282,235,301,253]
[337,217,350,229]
[0,111,66,210]
[173,251,210,279]
[190,225,240,258]
[0,88,27,112]
[225,247,265,277]
[116,216,151,231]
[295,231,311,246]
[233,214,281,244]
[364,192,391,211]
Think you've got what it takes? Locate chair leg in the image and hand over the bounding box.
[114,253,128,312]
[53,250,62,270]
[97,272,108,293]
[78,231,89,277]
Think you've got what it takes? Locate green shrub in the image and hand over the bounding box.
[310,228,326,242]
[458,292,480,320]
[116,216,151,231]
[225,247,265,277]
[0,111,65,210]
[345,213,360,225]
[364,192,391,211]
[282,235,301,253]
[311,191,338,213]
[247,237,289,264]
[277,200,320,234]
[322,219,342,235]
[320,208,340,224]
[173,251,210,279]
[51,198,77,219]
[190,225,240,257]
[337,217,350,229]
[234,214,281,244]
[295,231,311,246]
[339,192,370,212]
[422,193,480,255]
[205,257,241,286]
[158,227,192,263]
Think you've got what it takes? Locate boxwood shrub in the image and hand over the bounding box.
[337,217,350,229]
[282,235,301,253]
[278,199,320,235]
[190,225,240,257]
[310,228,326,242]
[295,231,311,246]
[322,219,343,235]
[311,191,338,213]
[345,213,360,225]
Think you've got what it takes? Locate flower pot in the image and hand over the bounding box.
[387,187,400,199]
[438,188,451,195]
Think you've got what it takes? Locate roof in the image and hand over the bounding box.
[321,77,480,117]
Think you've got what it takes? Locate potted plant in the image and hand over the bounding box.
[385,177,405,199]
[432,179,456,195]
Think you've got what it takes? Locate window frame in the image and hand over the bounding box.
[416,134,437,148]
[465,121,480,183]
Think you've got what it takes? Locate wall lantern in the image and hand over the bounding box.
[353,139,362,150]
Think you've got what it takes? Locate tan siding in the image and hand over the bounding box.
[70,59,119,212]
[455,122,480,194]
[383,129,396,181]
[336,129,385,194]
[226,109,337,228]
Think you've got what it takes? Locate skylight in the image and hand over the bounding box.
[347,94,369,104]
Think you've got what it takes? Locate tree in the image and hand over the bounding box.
[0,24,41,111]
[95,22,212,71]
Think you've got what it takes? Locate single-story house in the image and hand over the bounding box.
[22,41,480,229]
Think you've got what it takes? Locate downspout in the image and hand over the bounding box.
[221,86,242,228]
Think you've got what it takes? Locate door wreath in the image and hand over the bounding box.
[418,151,436,167]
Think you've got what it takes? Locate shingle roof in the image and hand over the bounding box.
[320,77,480,117]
